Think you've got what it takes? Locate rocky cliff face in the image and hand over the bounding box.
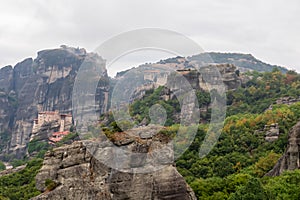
[33,140,196,200]
[266,120,300,176]
[130,64,242,103]
[0,46,109,159]
[0,65,13,92]
[0,66,15,153]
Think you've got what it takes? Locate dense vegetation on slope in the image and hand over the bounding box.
[124,68,300,199]
[176,102,300,199]
[129,86,211,126]
[227,69,300,115]
[0,132,79,200]
[0,158,42,200]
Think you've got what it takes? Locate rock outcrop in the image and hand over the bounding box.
[0,65,13,92]
[0,46,110,159]
[267,96,300,110]
[264,123,280,142]
[130,64,241,103]
[275,96,300,105]
[33,139,196,200]
[266,121,300,176]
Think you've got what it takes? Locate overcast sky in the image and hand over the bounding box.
[1,0,299,75]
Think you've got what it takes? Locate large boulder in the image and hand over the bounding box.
[33,138,196,200]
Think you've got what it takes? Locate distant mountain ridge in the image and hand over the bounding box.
[193,52,288,73]
[116,52,288,78]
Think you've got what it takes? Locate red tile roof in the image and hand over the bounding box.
[52,131,69,136]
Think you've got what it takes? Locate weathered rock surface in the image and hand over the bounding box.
[266,121,300,176]
[130,63,241,105]
[0,46,110,159]
[32,140,196,200]
[0,91,17,154]
[0,66,13,92]
[264,123,280,142]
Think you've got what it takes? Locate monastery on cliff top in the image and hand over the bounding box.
[32,111,72,143]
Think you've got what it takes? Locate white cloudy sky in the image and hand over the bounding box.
[0,0,299,75]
